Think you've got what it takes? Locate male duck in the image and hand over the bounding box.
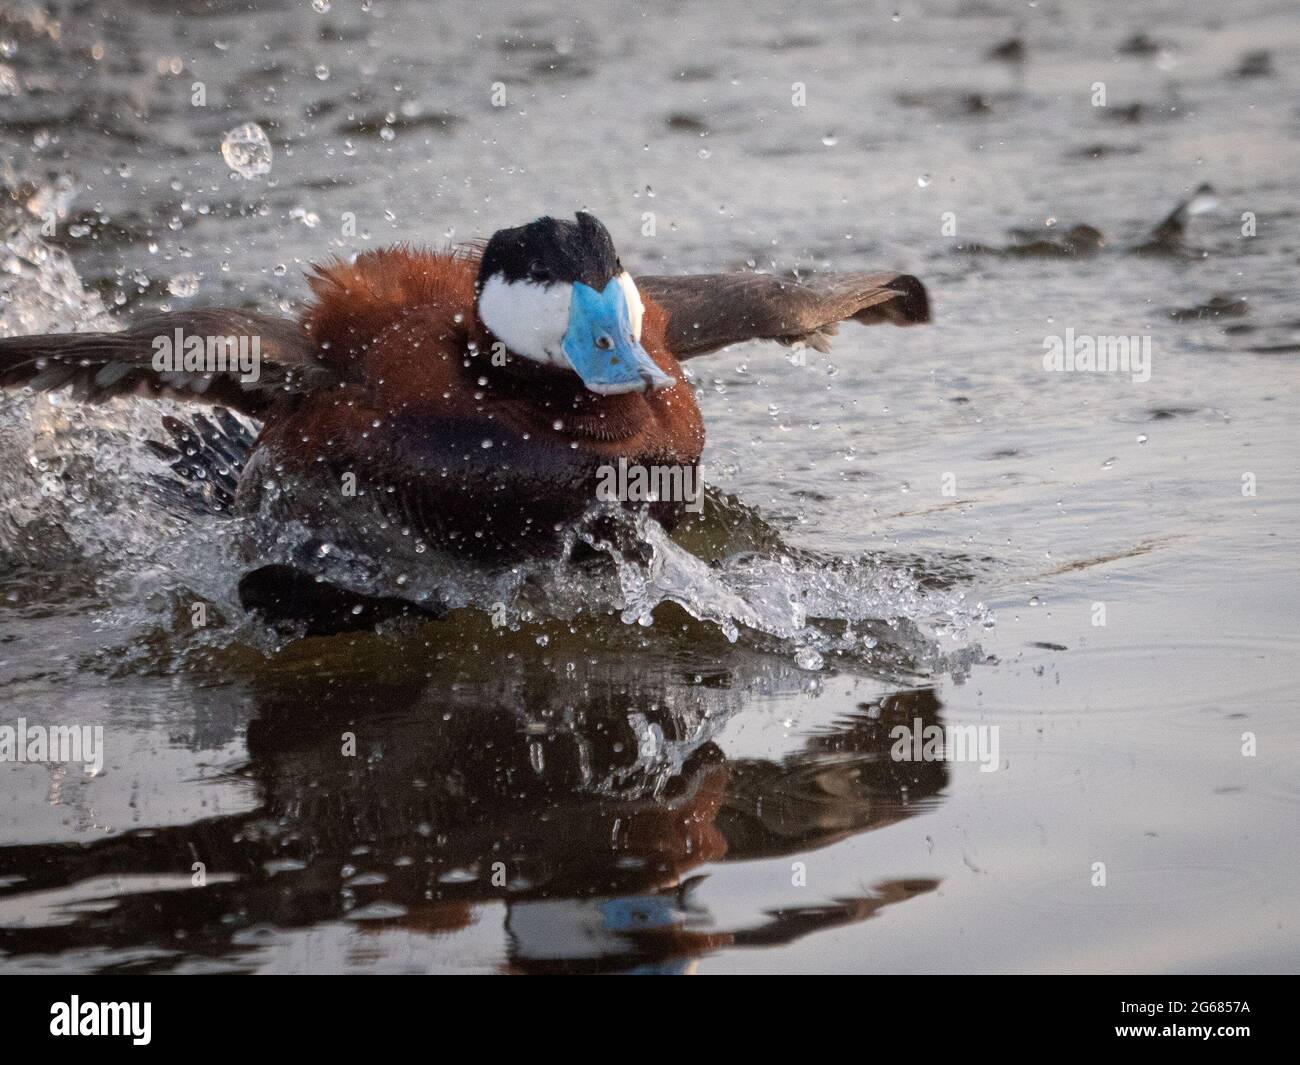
[0,212,928,629]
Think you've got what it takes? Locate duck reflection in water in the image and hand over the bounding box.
[0,621,947,974]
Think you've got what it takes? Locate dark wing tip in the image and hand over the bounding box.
[868,273,930,326]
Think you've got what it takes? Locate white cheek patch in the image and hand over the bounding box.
[618,271,644,342]
[478,274,573,367]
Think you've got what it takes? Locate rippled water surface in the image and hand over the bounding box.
[0,0,1297,973]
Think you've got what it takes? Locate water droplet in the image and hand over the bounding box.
[221,122,272,178]
[821,132,838,146]
[917,174,931,188]
[794,647,824,671]
[167,273,200,297]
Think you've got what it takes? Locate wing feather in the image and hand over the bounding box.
[636,271,930,359]
[0,309,330,417]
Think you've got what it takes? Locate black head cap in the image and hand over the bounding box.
[477,212,622,291]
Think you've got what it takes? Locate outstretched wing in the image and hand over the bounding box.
[0,308,328,417]
[636,271,930,360]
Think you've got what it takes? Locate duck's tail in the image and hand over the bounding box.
[142,407,447,634]
[144,407,257,517]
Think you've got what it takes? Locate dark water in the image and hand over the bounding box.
[0,0,1297,973]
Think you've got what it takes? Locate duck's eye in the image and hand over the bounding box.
[528,260,551,283]
[595,335,614,350]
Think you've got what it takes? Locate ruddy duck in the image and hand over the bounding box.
[1,212,928,630]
